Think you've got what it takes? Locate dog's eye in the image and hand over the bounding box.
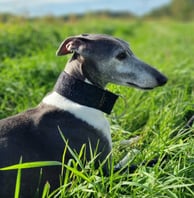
[116,52,127,60]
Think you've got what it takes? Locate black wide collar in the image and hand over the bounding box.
[54,71,118,114]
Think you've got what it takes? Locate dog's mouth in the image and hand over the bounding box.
[126,82,153,90]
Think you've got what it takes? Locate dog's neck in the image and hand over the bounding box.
[54,54,118,114]
[54,71,118,114]
[63,54,85,82]
[64,53,107,88]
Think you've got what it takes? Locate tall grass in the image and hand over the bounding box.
[0,16,193,197]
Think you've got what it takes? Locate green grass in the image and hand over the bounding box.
[0,16,194,197]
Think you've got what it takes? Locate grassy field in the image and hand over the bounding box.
[0,16,194,197]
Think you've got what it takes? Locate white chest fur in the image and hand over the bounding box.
[42,92,112,147]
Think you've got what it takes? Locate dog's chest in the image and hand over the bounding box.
[42,92,111,145]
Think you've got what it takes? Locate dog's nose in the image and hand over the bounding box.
[157,74,168,86]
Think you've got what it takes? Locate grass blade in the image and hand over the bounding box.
[14,157,22,198]
[0,161,62,171]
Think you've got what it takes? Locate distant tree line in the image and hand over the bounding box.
[0,0,194,22]
[148,0,194,20]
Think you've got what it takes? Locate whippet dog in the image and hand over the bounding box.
[0,34,167,197]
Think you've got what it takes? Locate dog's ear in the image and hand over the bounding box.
[56,36,89,56]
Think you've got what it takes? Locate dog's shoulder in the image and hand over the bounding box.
[42,92,109,129]
[0,104,56,135]
[0,108,36,136]
[40,92,113,150]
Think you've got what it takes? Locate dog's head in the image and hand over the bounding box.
[57,34,167,89]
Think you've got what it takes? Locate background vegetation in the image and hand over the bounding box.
[0,0,194,197]
[147,0,194,21]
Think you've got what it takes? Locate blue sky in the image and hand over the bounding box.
[0,0,171,17]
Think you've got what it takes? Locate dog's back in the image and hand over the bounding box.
[0,103,111,197]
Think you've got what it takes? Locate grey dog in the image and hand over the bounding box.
[0,34,167,197]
